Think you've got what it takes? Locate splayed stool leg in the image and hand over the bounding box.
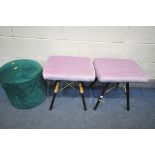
[79,82,87,111]
[50,81,60,110]
[93,83,110,110]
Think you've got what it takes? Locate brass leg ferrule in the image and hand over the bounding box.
[54,81,60,93]
[79,82,84,94]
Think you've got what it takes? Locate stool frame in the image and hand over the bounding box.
[47,80,87,111]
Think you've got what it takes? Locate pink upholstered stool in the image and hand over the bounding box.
[43,56,95,111]
[92,58,148,111]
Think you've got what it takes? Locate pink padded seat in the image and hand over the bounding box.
[94,58,148,82]
[43,56,95,82]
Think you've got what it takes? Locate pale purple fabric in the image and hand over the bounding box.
[94,58,148,82]
[43,56,95,82]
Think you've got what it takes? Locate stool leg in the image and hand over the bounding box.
[116,82,119,87]
[126,82,130,111]
[93,83,109,110]
[50,81,60,110]
[79,82,87,111]
[89,78,98,88]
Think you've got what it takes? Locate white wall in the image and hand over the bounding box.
[0,26,155,80]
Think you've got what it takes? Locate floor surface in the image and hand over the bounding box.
[0,84,155,129]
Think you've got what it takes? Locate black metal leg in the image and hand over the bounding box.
[116,82,119,87]
[49,81,60,110]
[79,82,87,111]
[89,78,98,88]
[50,93,57,110]
[126,82,130,111]
[81,93,87,111]
[93,83,110,110]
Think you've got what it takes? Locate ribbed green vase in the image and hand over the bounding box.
[0,59,46,109]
